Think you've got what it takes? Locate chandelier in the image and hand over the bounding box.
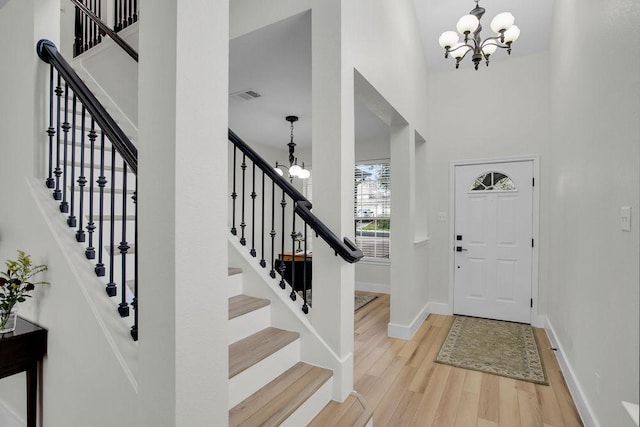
[438,0,520,70]
[275,115,310,182]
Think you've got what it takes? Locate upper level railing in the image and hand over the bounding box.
[228,130,363,313]
[37,40,138,340]
[72,0,138,61]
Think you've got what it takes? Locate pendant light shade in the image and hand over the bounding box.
[490,12,515,34]
[439,31,459,49]
[457,14,479,35]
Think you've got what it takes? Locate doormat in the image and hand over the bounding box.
[435,316,548,385]
[299,291,377,312]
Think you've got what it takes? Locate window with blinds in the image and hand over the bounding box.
[354,161,390,259]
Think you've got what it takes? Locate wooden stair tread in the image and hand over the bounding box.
[229,295,270,320]
[229,327,299,379]
[229,362,333,427]
[228,267,242,276]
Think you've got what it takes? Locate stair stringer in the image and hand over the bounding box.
[27,176,138,390]
[228,236,353,403]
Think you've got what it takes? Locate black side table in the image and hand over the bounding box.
[0,317,48,427]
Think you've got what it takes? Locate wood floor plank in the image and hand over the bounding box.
[432,367,466,426]
[478,371,500,422]
[455,390,481,427]
[518,388,544,427]
[412,364,451,426]
[499,377,521,427]
[387,390,423,427]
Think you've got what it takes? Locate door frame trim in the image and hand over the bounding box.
[448,156,542,326]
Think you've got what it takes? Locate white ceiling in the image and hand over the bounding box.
[229,1,555,149]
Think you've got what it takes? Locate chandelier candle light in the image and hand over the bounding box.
[275,115,310,182]
[438,0,520,70]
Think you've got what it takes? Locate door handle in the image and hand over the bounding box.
[456,246,468,252]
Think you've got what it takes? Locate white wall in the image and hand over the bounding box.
[546,0,640,425]
[0,2,139,426]
[426,51,551,312]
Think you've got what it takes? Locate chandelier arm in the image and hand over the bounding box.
[448,43,475,60]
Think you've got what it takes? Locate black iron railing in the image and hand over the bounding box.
[114,0,138,33]
[38,40,138,341]
[228,130,363,313]
[72,0,138,62]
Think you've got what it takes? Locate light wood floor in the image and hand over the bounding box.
[312,293,583,427]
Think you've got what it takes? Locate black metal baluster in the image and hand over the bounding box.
[85,118,97,259]
[76,107,87,242]
[60,83,70,213]
[269,180,276,278]
[302,223,309,313]
[106,147,117,297]
[230,146,237,235]
[290,210,297,301]
[278,190,287,289]
[118,163,130,317]
[74,5,83,56]
[250,163,257,257]
[95,132,107,276]
[67,93,77,228]
[127,0,133,25]
[240,154,247,245]
[133,0,138,22]
[83,4,89,51]
[46,66,55,189]
[259,171,266,268]
[97,0,102,43]
[131,185,138,341]
[115,0,121,31]
[53,74,63,201]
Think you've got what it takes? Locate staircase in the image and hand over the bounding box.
[228,268,334,425]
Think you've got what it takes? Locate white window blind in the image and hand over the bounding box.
[354,161,390,259]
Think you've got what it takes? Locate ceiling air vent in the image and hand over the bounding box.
[230,89,262,101]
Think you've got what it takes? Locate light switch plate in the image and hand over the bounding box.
[621,206,631,232]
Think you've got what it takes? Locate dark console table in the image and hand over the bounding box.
[0,317,47,427]
[276,251,313,291]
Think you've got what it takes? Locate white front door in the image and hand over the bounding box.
[453,161,534,324]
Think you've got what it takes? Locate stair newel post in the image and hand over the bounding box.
[95,132,107,276]
[259,171,267,268]
[106,147,117,297]
[250,162,257,257]
[85,118,97,259]
[278,189,287,289]
[67,93,77,227]
[302,223,309,313]
[269,180,276,278]
[46,66,55,189]
[230,145,238,236]
[73,5,83,56]
[53,73,63,201]
[60,83,70,213]
[240,154,247,246]
[289,209,297,301]
[118,162,130,318]
[76,106,87,242]
[131,185,138,341]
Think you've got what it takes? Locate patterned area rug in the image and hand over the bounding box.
[354,293,377,311]
[436,316,548,385]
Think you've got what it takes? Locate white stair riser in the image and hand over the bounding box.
[280,377,333,427]
[227,273,243,297]
[228,339,300,409]
[229,306,270,345]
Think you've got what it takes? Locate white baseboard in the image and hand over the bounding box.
[426,302,452,316]
[0,398,25,427]
[355,281,390,294]
[544,317,598,427]
[388,303,430,340]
